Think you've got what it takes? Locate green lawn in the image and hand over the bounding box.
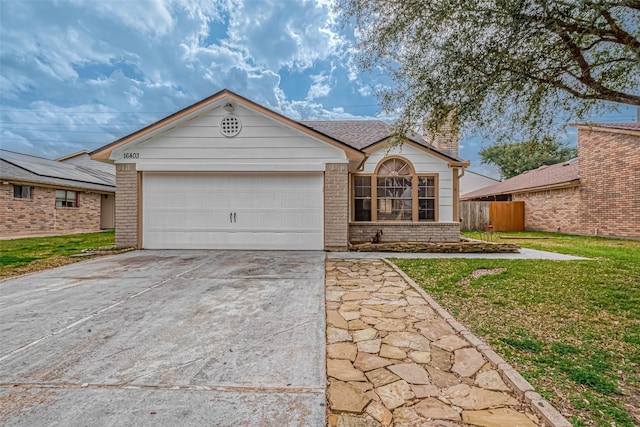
[0,231,116,278]
[393,232,640,427]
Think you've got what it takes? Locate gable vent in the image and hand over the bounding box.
[220,115,242,137]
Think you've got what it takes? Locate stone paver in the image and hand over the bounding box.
[326,259,551,427]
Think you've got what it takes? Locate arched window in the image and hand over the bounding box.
[377,158,413,220]
[352,157,437,222]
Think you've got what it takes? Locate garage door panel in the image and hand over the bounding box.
[142,173,324,250]
[142,231,323,250]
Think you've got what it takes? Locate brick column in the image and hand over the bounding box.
[324,163,349,251]
[115,163,139,247]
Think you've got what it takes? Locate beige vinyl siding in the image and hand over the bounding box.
[114,105,348,171]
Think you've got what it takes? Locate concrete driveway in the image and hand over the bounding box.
[0,251,327,426]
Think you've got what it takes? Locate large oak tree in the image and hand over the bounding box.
[338,0,640,142]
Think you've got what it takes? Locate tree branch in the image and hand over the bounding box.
[599,8,640,59]
[551,23,640,105]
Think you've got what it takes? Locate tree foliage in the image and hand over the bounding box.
[338,0,640,142]
[479,138,578,178]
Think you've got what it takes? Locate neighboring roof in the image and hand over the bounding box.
[461,158,579,200]
[464,169,501,181]
[573,122,640,136]
[56,150,89,162]
[593,123,640,131]
[57,151,115,175]
[0,149,115,192]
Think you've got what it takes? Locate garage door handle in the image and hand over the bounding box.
[233,213,237,223]
[230,212,233,223]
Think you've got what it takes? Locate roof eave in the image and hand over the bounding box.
[461,179,580,200]
[363,137,467,166]
[571,123,640,137]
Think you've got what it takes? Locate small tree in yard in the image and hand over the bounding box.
[479,138,578,178]
[338,0,640,143]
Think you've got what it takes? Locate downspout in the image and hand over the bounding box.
[448,162,468,224]
[356,154,370,171]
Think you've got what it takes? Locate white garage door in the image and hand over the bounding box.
[142,172,324,250]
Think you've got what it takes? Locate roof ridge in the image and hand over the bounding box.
[0,148,53,161]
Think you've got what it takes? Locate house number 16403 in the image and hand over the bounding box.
[123,152,140,159]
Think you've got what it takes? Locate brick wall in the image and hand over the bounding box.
[115,163,138,247]
[578,128,640,239]
[512,186,583,234]
[349,222,460,243]
[0,184,102,237]
[324,163,349,250]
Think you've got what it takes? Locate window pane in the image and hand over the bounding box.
[353,176,371,222]
[418,198,435,220]
[354,199,371,221]
[377,177,411,198]
[55,190,65,207]
[376,175,412,221]
[14,185,33,199]
[419,199,435,209]
[354,176,371,195]
[418,176,436,221]
[55,190,78,207]
[419,209,435,220]
[69,191,78,207]
[378,198,412,221]
[378,158,411,176]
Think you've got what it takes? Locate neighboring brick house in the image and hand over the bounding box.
[90,89,469,250]
[0,149,115,238]
[461,123,640,239]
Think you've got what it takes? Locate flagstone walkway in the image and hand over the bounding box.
[325,259,570,427]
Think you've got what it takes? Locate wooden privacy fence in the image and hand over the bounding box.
[460,201,490,231]
[460,201,525,231]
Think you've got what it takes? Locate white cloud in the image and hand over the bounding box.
[78,0,176,37]
[306,65,336,101]
[0,0,386,158]
[225,0,345,71]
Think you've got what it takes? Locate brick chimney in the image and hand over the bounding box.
[423,109,459,157]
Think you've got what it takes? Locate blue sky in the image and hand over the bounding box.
[1,0,637,178]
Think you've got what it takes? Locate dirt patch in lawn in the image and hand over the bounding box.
[457,268,507,285]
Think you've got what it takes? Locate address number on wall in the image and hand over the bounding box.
[123,152,140,159]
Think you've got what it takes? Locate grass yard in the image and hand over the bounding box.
[393,232,640,427]
[0,231,116,278]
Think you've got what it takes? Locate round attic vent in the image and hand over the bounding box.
[220,115,241,137]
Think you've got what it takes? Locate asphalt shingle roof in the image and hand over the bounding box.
[461,158,579,200]
[300,120,463,161]
[300,120,392,150]
[0,149,115,192]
